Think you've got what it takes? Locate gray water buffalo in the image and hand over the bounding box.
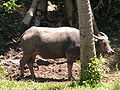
[18,26,114,80]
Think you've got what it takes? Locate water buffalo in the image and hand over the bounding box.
[18,26,114,80]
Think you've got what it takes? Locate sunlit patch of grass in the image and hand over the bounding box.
[0,66,5,75]
[0,80,65,90]
[0,79,120,90]
[0,55,4,63]
[111,82,120,90]
[0,55,5,76]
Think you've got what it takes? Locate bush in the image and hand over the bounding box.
[79,57,106,87]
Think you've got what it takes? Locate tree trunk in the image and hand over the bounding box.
[37,0,47,13]
[64,0,73,26]
[77,0,96,75]
[21,0,38,27]
[34,0,47,26]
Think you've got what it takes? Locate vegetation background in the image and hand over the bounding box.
[0,0,120,89]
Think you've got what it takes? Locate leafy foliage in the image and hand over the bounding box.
[0,0,18,13]
[0,0,24,54]
[80,57,106,86]
[91,0,120,33]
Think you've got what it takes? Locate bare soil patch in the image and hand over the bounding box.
[0,50,119,83]
[0,50,80,82]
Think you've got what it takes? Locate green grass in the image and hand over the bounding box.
[0,56,5,76]
[0,66,5,75]
[0,79,119,90]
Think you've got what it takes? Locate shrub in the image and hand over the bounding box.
[79,57,106,87]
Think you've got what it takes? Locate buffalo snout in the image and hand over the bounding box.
[108,50,115,55]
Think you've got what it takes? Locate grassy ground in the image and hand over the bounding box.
[0,79,119,90]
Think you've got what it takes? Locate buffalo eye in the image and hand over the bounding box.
[103,42,107,46]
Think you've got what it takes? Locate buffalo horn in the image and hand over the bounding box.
[99,32,108,39]
[93,35,103,40]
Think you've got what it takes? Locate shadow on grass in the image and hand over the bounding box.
[16,76,68,82]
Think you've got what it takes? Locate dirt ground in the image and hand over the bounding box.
[1,50,80,82]
[0,49,120,83]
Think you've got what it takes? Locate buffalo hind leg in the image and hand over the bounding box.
[67,61,74,80]
[27,54,36,78]
[19,55,31,79]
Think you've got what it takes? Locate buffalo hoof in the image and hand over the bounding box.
[25,75,37,80]
[16,76,25,81]
[68,76,75,81]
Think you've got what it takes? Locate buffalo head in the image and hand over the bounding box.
[94,32,115,56]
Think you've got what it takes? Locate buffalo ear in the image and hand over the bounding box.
[93,35,98,42]
[94,38,98,42]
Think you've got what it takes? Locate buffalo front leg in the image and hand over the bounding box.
[67,61,74,80]
[66,52,74,80]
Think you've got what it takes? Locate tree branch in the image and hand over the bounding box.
[21,0,38,26]
[93,0,104,11]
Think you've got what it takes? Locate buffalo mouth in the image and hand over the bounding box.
[104,50,115,56]
[98,50,115,57]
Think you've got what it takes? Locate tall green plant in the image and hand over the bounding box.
[80,57,106,87]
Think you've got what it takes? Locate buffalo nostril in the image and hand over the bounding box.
[112,51,115,54]
[107,50,115,55]
[110,50,115,55]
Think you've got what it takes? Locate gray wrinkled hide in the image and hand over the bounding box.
[22,26,80,59]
